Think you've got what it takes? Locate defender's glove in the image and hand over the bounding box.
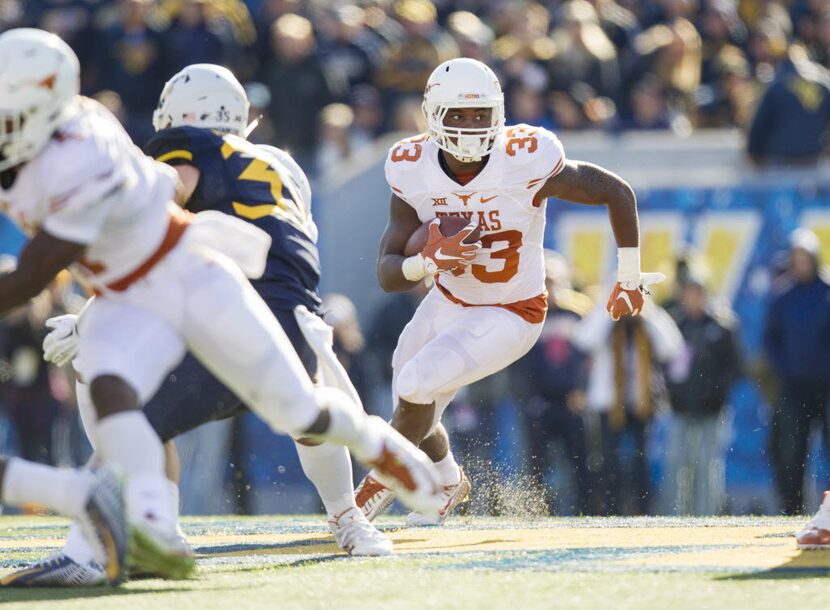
[606,247,665,320]
[42,314,79,367]
[402,219,481,280]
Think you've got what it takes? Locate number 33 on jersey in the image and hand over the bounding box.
[385,124,565,310]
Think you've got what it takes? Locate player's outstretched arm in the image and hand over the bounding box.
[538,160,662,319]
[377,194,427,292]
[537,160,638,249]
[0,230,85,317]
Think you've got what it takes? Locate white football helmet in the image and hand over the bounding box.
[422,58,504,163]
[0,28,80,172]
[153,64,250,136]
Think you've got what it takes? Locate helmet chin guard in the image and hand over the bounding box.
[422,58,504,163]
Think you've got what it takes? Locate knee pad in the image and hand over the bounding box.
[395,359,434,405]
[395,346,466,406]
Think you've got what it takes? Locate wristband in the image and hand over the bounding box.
[402,254,433,281]
[617,247,640,287]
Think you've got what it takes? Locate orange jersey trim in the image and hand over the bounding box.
[530,157,565,207]
[98,209,193,294]
[434,277,548,324]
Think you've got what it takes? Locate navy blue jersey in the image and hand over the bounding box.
[144,126,321,313]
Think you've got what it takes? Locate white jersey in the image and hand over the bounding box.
[0,97,178,289]
[385,124,565,306]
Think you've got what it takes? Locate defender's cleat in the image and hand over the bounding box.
[329,507,393,556]
[129,520,196,579]
[797,490,830,549]
[0,554,106,587]
[355,475,396,522]
[359,417,442,517]
[406,466,471,527]
[77,468,128,586]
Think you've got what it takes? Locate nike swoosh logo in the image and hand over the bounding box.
[616,292,633,311]
[480,196,497,203]
[433,248,458,261]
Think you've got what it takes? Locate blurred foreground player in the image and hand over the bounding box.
[3,63,408,586]
[0,459,127,585]
[0,29,440,585]
[356,58,663,526]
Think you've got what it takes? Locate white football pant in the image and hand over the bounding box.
[75,243,320,437]
[392,287,542,433]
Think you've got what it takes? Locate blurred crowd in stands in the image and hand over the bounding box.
[3,0,829,172]
[1,0,830,517]
[3,225,828,518]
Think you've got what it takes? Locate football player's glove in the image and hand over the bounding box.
[402,219,481,281]
[606,272,665,320]
[42,314,79,367]
[421,219,480,272]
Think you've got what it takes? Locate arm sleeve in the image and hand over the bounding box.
[40,148,126,245]
[526,127,566,199]
[383,144,416,206]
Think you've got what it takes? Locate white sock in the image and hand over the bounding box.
[434,451,461,486]
[63,521,96,564]
[95,412,173,527]
[166,479,180,520]
[295,441,356,518]
[1,459,93,518]
[75,381,98,451]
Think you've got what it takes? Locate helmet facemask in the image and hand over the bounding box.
[0,29,81,172]
[423,99,504,163]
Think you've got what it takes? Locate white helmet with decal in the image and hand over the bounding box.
[421,58,504,163]
[0,28,80,171]
[153,64,250,136]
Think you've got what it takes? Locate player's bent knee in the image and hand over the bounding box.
[395,361,434,406]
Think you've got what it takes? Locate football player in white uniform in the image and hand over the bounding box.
[5,64,394,586]
[355,58,662,525]
[0,458,127,585]
[0,28,442,581]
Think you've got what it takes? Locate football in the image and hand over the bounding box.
[404,216,482,257]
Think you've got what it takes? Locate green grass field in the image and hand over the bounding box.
[0,515,827,610]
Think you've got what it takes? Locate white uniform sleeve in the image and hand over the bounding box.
[528,127,566,194]
[40,144,128,245]
[383,138,423,206]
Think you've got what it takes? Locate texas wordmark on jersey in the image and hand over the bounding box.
[385,124,565,306]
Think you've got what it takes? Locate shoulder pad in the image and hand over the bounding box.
[384,133,432,199]
[500,124,566,188]
[144,126,214,164]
